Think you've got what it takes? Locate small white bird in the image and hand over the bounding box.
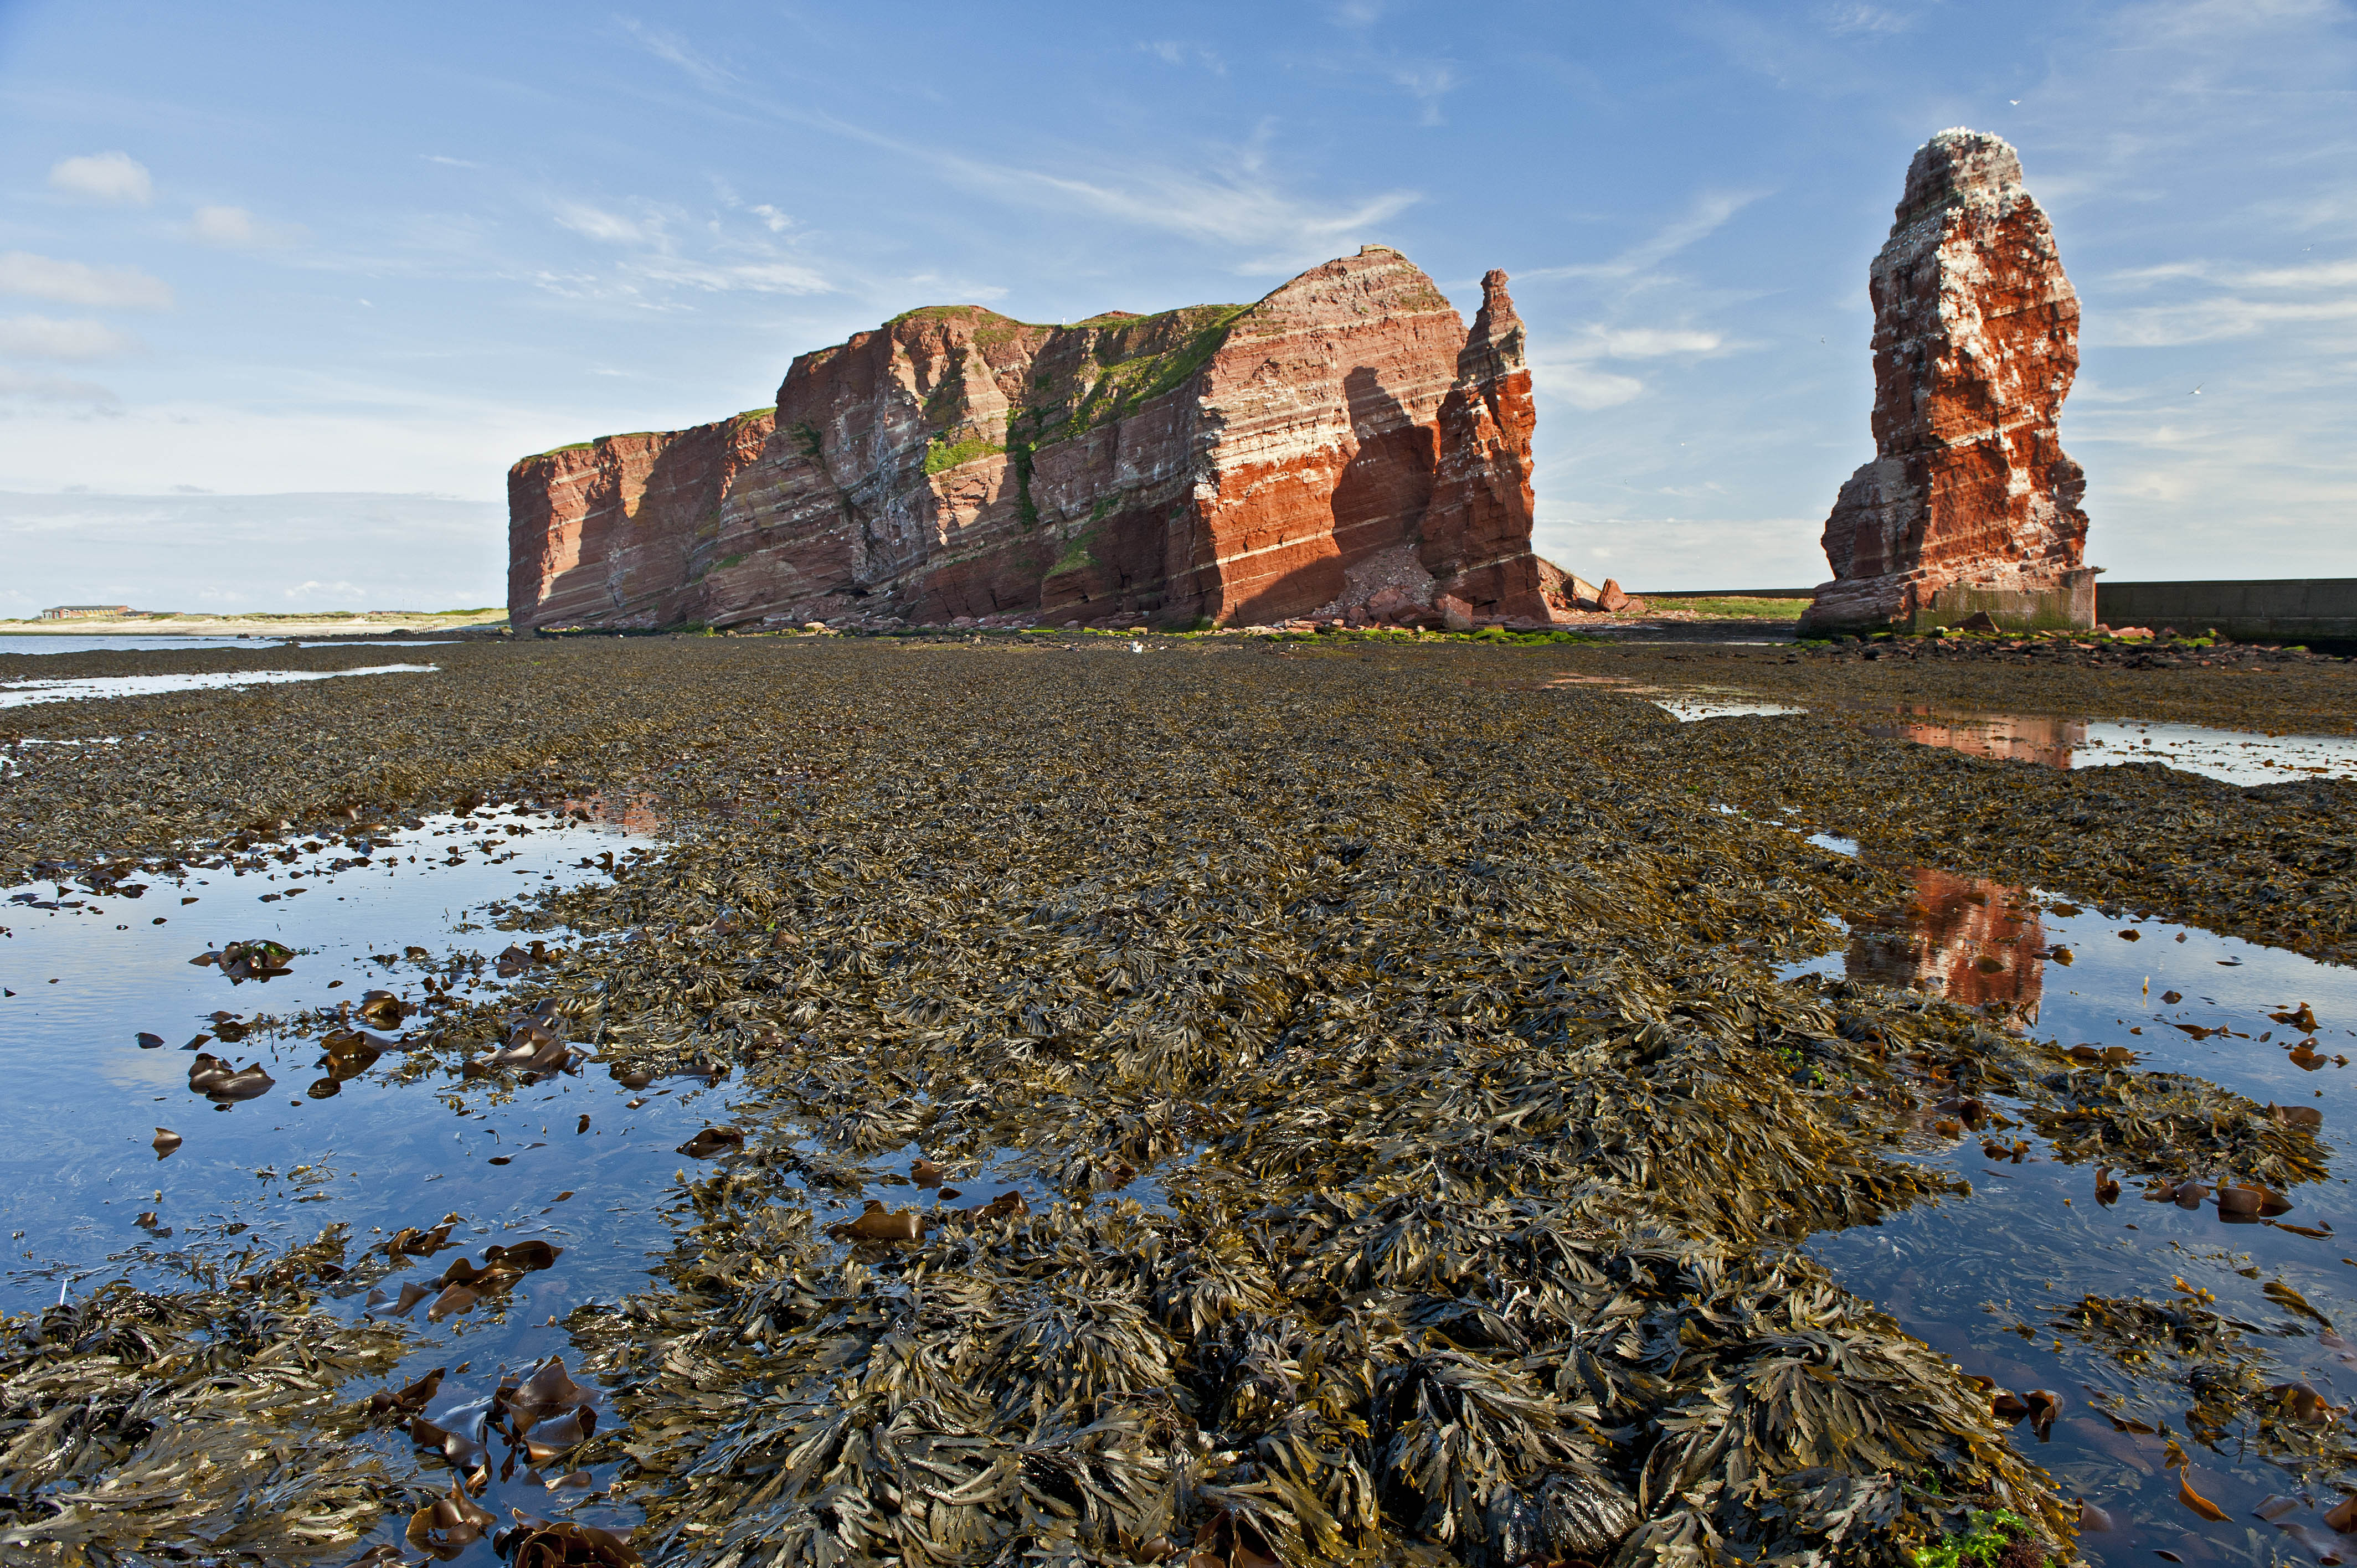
[2009,99,2020,105]
[2190,384,2203,396]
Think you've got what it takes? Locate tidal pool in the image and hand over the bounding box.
[1777,860,2357,1567]
[0,636,291,654]
[1870,709,2357,785]
[0,803,709,1552]
[0,663,439,708]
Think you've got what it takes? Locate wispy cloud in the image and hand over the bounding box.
[1819,3,1918,35]
[533,190,837,301]
[1141,40,1226,73]
[619,27,1417,274]
[2101,295,2357,347]
[48,151,152,205]
[970,161,1417,270]
[187,205,306,248]
[555,202,660,246]
[0,367,120,408]
[2090,252,2357,345]
[1388,64,1459,126]
[0,251,174,310]
[1515,193,1766,415]
[1521,190,1768,283]
[0,315,140,359]
[1583,327,1729,358]
[616,18,736,90]
[633,257,832,295]
[1526,357,1645,410]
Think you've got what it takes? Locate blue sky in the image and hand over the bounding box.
[0,0,2350,612]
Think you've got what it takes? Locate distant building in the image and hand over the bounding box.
[37,605,132,620]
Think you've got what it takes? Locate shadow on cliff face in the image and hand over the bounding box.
[1223,368,1439,626]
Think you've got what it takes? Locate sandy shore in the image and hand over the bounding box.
[0,610,506,638]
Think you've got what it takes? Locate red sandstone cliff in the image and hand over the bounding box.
[507,249,1545,631]
[1802,130,2094,635]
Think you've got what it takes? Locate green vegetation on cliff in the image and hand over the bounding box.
[923,434,1005,474]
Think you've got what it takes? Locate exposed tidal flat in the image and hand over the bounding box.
[1,631,2353,1568]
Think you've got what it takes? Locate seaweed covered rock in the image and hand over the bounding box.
[1803,130,2095,636]
[507,248,1547,632]
[0,1230,410,1565]
[522,664,2141,1567]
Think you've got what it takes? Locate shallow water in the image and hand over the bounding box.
[0,636,290,654]
[1775,857,2357,1567]
[0,804,717,1551]
[1872,709,2357,785]
[1651,693,1812,720]
[0,662,438,707]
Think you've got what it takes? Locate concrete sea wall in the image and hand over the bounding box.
[2094,580,2357,643]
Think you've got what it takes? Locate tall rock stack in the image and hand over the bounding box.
[1800,130,2095,636]
[507,247,1548,632]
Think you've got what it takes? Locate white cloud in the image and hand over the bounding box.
[0,368,119,408]
[48,151,153,205]
[2098,295,2357,347]
[0,490,508,614]
[187,204,306,248]
[634,257,833,295]
[2086,252,2357,345]
[1533,513,1829,590]
[1521,190,1768,284]
[949,156,1419,272]
[618,20,735,90]
[1390,64,1459,126]
[423,154,481,168]
[1819,3,1917,34]
[0,315,139,359]
[750,204,791,233]
[1143,40,1225,71]
[1588,327,1727,358]
[1529,357,1644,410]
[556,203,658,245]
[0,251,174,310]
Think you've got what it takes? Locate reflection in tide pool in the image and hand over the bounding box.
[1872,709,2087,768]
[1845,869,2049,1027]
[0,802,696,1555]
[1652,693,1811,720]
[1780,871,2357,1568]
[1871,706,2357,785]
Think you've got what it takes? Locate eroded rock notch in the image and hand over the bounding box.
[508,247,1547,632]
[1802,129,2096,636]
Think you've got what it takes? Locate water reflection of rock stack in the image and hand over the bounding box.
[1877,709,2086,769]
[1851,869,2045,1023]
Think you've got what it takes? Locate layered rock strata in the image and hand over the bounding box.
[509,249,1547,632]
[1801,130,2095,635]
